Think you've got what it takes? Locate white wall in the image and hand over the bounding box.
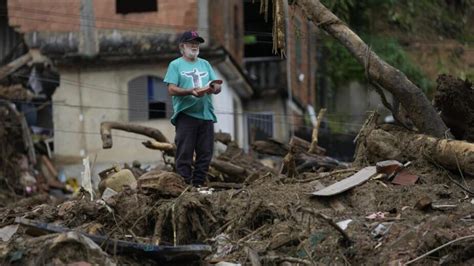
[53,64,246,165]
[212,70,244,147]
[53,63,174,164]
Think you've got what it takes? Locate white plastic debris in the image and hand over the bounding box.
[371,222,393,238]
[81,156,94,201]
[0,224,19,242]
[101,187,118,201]
[197,187,214,195]
[215,262,241,266]
[336,219,353,230]
[212,233,234,259]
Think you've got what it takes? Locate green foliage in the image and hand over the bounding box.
[317,0,472,93]
[322,35,433,92]
[320,0,473,39]
[320,0,355,23]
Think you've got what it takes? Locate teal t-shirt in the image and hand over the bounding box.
[164,57,218,125]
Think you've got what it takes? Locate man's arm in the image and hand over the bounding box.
[168,84,208,97]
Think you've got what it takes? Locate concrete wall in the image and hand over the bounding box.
[213,70,245,146]
[332,81,393,132]
[53,62,174,164]
[53,63,245,164]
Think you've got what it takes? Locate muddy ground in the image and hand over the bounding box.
[0,75,473,265]
[1,142,473,265]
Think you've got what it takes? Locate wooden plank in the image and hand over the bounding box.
[311,166,377,196]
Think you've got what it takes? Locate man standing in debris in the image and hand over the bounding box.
[164,31,222,187]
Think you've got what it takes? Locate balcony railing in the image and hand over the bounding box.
[244,57,287,94]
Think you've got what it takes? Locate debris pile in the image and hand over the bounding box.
[0,100,68,201]
[0,76,473,265]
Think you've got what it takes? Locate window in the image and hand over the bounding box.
[128,75,171,121]
[116,0,158,14]
[247,113,274,143]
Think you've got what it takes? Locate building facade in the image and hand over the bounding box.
[6,0,252,164]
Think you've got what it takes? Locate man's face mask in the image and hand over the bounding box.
[183,42,200,59]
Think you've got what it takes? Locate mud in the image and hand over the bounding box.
[434,74,474,142]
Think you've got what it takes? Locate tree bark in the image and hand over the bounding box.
[309,108,326,154]
[210,159,247,182]
[0,53,32,81]
[100,121,170,149]
[360,126,474,176]
[0,84,34,101]
[142,140,176,156]
[294,0,449,138]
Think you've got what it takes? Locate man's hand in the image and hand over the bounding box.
[209,84,222,94]
[190,87,210,97]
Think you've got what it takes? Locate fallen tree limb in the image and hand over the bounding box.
[359,125,474,176]
[0,52,32,81]
[262,255,312,265]
[253,137,326,156]
[301,207,352,244]
[210,159,247,182]
[100,121,171,152]
[405,234,474,265]
[291,136,325,155]
[309,108,326,154]
[290,0,449,138]
[0,84,34,101]
[252,139,288,156]
[142,140,176,156]
[296,152,347,172]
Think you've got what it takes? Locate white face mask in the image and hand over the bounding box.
[183,45,199,59]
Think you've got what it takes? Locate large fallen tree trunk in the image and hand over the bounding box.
[286,0,449,138]
[354,114,474,176]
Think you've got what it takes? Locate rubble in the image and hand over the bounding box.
[0,112,473,264]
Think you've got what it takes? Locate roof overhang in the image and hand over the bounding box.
[213,50,253,99]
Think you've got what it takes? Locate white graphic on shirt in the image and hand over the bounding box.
[181,68,208,88]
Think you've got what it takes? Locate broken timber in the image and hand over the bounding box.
[311,166,377,196]
[15,217,211,262]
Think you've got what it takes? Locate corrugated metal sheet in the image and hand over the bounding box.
[0,0,23,64]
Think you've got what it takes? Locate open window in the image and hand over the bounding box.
[128,75,171,121]
[116,0,158,14]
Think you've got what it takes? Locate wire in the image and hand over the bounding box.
[10,99,366,132]
[0,122,151,142]
[9,73,369,122]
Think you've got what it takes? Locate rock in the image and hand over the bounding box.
[98,167,137,194]
[415,195,432,210]
[138,170,186,196]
